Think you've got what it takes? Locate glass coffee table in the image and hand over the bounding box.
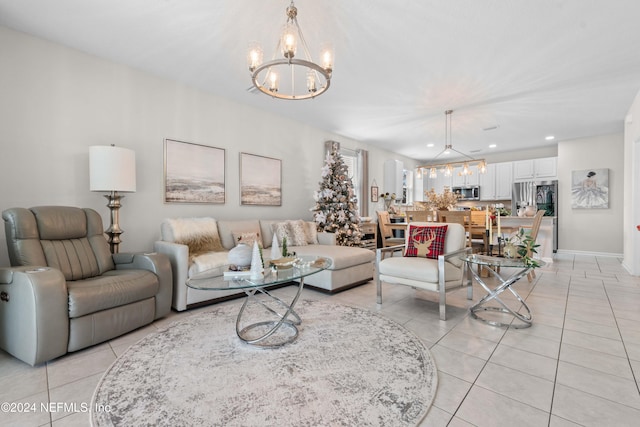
[187,256,332,347]
[462,254,545,329]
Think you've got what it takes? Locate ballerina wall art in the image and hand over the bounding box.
[571,168,609,209]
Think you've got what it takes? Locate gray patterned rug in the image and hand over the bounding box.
[91,299,437,426]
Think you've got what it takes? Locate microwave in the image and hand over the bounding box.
[452,186,480,201]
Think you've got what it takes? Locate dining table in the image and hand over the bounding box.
[385,221,520,256]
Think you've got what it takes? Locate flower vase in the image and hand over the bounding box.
[504,243,518,258]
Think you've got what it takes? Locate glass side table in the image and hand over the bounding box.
[461,254,545,329]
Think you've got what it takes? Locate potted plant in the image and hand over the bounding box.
[504,229,540,268]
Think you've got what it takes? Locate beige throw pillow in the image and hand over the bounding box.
[271,221,293,247]
[288,220,308,246]
[305,221,319,244]
[233,231,262,248]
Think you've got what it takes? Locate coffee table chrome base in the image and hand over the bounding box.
[469,264,533,329]
[235,278,305,347]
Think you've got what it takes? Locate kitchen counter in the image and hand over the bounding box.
[500,216,556,220]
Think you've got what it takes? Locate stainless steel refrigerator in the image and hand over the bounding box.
[512,180,558,252]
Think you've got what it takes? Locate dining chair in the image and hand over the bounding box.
[406,210,430,222]
[469,210,488,250]
[376,210,405,258]
[439,211,472,249]
[522,209,545,281]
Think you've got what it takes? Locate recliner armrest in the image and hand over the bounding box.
[0,266,68,366]
[113,252,173,319]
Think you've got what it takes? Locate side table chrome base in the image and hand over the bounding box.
[469,264,533,329]
[235,277,305,347]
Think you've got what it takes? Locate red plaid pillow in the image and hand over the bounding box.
[404,225,448,259]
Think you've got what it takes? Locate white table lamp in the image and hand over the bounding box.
[90,145,136,253]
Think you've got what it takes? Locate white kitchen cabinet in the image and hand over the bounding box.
[513,157,557,181]
[513,160,535,181]
[413,170,424,201]
[384,160,403,196]
[533,157,557,179]
[479,161,512,200]
[495,162,513,199]
[479,163,496,200]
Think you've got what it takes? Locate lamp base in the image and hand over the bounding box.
[104,192,125,254]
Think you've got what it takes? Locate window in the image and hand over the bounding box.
[402,169,414,204]
[325,141,368,217]
[341,148,360,207]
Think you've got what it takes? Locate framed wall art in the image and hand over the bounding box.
[571,168,609,209]
[371,185,379,202]
[164,139,225,204]
[240,153,282,206]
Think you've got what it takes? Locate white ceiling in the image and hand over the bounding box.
[2,0,640,162]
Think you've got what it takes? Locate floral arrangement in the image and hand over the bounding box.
[424,188,461,211]
[383,192,397,212]
[504,228,541,268]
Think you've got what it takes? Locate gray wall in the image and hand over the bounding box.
[557,133,624,255]
[0,26,416,266]
[623,89,640,274]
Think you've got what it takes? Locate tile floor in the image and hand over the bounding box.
[1,253,640,426]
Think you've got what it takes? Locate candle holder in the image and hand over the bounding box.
[497,236,504,257]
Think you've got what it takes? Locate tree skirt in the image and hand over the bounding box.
[91,300,437,426]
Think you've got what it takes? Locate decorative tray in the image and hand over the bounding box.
[269,257,299,269]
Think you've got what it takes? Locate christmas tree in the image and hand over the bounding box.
[311,143,363,247]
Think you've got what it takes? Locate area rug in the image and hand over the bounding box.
[91,299,437,426]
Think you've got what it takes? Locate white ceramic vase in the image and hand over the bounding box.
[228,243,252,267]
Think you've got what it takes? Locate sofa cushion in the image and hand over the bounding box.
[233,231,262,248]
[270,221,294,247]
[161,218,224,255]
[67,269,159,318]
[378,256,464,287]
[292,245,374,270]
[188,251,230,277]
[288,220,308,246]
[305,222,319,244]
[404,225,448,259]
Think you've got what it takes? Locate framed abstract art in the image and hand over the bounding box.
[164,139,225,204]
[240,153,282,206]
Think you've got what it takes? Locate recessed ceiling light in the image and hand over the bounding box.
[427,143,434,148]
[489,144,497,148]
[545,135,555,141]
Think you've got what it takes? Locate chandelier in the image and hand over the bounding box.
[247,1,334,100]
[417,110,487,179]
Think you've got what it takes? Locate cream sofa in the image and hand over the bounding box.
[154,218,375,311]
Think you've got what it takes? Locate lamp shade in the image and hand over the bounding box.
[89,145,136,192]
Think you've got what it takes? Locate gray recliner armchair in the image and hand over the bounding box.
[0,206,172,366]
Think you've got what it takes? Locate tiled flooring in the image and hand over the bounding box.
[2,254,640,426]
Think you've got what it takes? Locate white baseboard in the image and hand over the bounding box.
[555,249,623,258]
[621,260,640,276]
